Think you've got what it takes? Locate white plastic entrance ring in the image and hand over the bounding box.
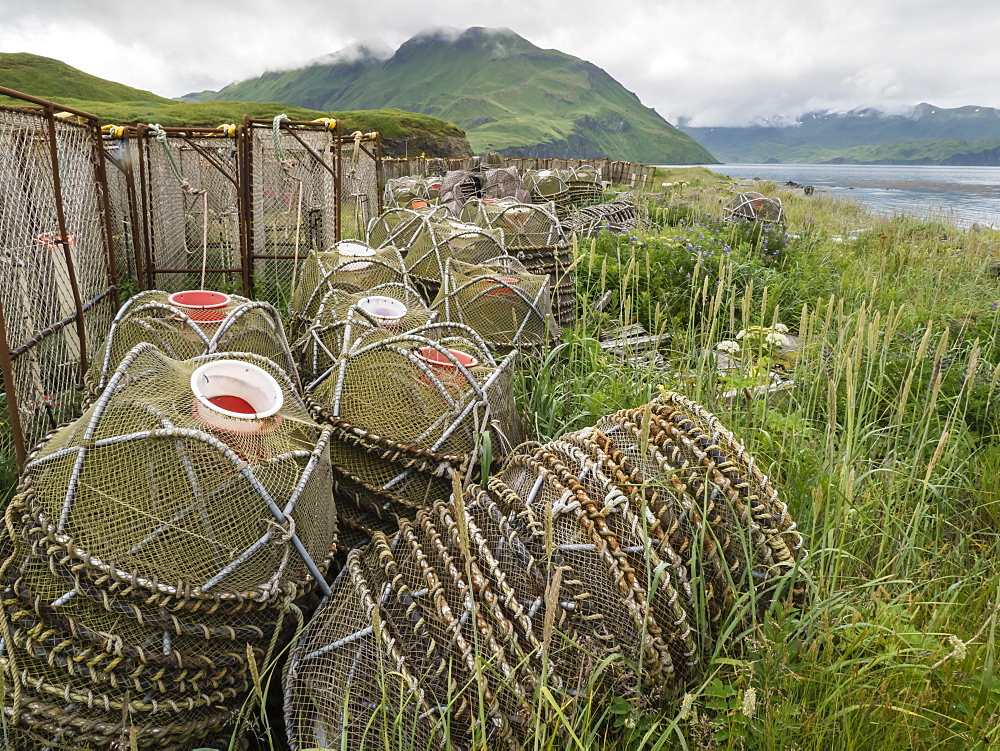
[190,360,284,433]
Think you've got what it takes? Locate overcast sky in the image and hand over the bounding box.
[2,0,998,126]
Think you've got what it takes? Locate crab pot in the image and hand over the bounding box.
[455,200,574,328]
[288,241,408,335]
[283,395,807,751]
[366,205,448,251]
[479,166,532,203]
[438,169,483,215]
[383,176,431,209]
[524,169,571,219]
[401,219,506,299]
[0,495,291,749]
[565,164,605,207]
[93,289,298,395]
[723,191,783,223]
[2,345,338,748]
[307,322,523,465]
[294,282,436,384]
[563,195,645,238]
[432,257,559,351]
[24,345,337,598]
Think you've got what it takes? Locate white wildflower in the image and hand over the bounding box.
[735,329,747,340]
[717,340,741,355]
[764,332,785,348]
[680,691,695,719]
[948,634,968,661]
[773,323,789,333]
[741,686,757,718]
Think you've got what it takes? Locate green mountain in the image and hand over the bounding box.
[184,27,715,164]
[0,52,171,104]
[0,53,471,157]
[682,104,1000,165]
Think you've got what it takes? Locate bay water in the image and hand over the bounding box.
[677,163,1000,228]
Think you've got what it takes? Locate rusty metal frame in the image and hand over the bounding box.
[0,87,120,468]
[242,118,342,300]
[130,124,248,294]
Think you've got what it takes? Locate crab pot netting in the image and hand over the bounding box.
[432,257,559,350]
[723,192,783,224]
[142,132,243,293]
[284,395,807,750]
[288,241,408,336]
[249,123,338,301]
[93,289,297,393]
[294,282,437,384]
[398,219,506,298]
[307,322,523,464]
[366,205,449,251]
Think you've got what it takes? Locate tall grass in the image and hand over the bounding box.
[512,177,1000,749]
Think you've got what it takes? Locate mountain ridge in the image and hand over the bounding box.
[682,103,1000,164]
[183,27,715,164]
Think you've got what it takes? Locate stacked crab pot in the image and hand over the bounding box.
[305,322,523,528]
[0,345,337,749]
[284,394,806,750]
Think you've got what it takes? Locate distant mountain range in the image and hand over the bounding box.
[182,27,715,164]
[682,104,1000,165]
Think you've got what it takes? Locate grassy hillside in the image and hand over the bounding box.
[0,52,169,104]
[192,28,715,164]
[0,53,472,157]
[684,103,1000,164]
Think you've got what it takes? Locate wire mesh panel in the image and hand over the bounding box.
[101,134,144,293]
[285,396,808,750]
[338,131,382,244]
[0,95,118,467]
[246,118,340,310]
[137,126,243,295]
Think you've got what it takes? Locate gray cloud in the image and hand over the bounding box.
[1,0,997,125]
